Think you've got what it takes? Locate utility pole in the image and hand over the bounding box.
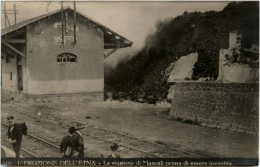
[73,1,76,45]
[61,1,64,47]
[2,2,19,27]
[4,2,7,28]
[14,3,16,24]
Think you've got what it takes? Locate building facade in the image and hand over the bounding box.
[1,7,132,101]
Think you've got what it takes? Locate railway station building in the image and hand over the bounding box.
[1,7,132,101]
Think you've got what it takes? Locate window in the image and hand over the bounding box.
[57,53,77,63]
[10,72,12,80]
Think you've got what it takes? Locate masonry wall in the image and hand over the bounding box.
[26,10,104,95]
[169,82,259,134]
[1,52,18,92]
[1,89,103,103]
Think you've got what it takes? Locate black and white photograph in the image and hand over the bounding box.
[1,1,259,166]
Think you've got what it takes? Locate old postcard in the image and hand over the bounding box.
[1,1,258,166]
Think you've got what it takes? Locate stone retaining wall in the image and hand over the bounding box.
[169,82,259,135]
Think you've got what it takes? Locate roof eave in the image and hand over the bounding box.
[2,7,133,48]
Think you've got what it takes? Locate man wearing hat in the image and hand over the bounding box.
[7,116,27,158]
[71,125,85,158]
[60,127,75,158]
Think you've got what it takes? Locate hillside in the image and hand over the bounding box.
[105,1,259,101]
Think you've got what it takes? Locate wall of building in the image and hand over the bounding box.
[1,52,18,92]
[22,92,104,102]
[26,10,104,95]
[169,82,259,134]
[229,31,241,49]
[22,54,29,94]
[217,49,259,83]
[1,89,23,101]
[1,89,103,102]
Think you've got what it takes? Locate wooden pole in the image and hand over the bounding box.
[4,2,10,27]
[14,3,16,24]
[6,14,11,27]
[73,1,76,45]
[4,2,7,28]
[61,1,64,46]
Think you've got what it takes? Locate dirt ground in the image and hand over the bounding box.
[1,100,258,158]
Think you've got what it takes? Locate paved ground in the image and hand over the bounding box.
[2,100,258,158]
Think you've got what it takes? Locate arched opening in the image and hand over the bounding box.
[57,53,77,63]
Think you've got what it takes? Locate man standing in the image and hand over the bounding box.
[70,125,85,158]
[7,116,27,158]
[60,127,74,158]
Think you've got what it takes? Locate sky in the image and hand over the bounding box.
[1,1,229,67]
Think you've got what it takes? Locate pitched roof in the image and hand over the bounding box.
[2,7,133,48]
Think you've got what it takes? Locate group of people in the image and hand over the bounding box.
[6,116,85,158]
[60,126,85,158]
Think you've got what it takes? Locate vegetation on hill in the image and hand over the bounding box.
[105,1,259,101]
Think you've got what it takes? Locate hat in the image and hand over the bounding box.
[76,123,85,130]
[69,126,76,134]
[7,116,14,121]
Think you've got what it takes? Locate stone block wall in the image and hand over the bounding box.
[169,82,259,135]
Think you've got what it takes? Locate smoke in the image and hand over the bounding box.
[104,16,170,74]
[104,48,138,68]
[104,48,139,77]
